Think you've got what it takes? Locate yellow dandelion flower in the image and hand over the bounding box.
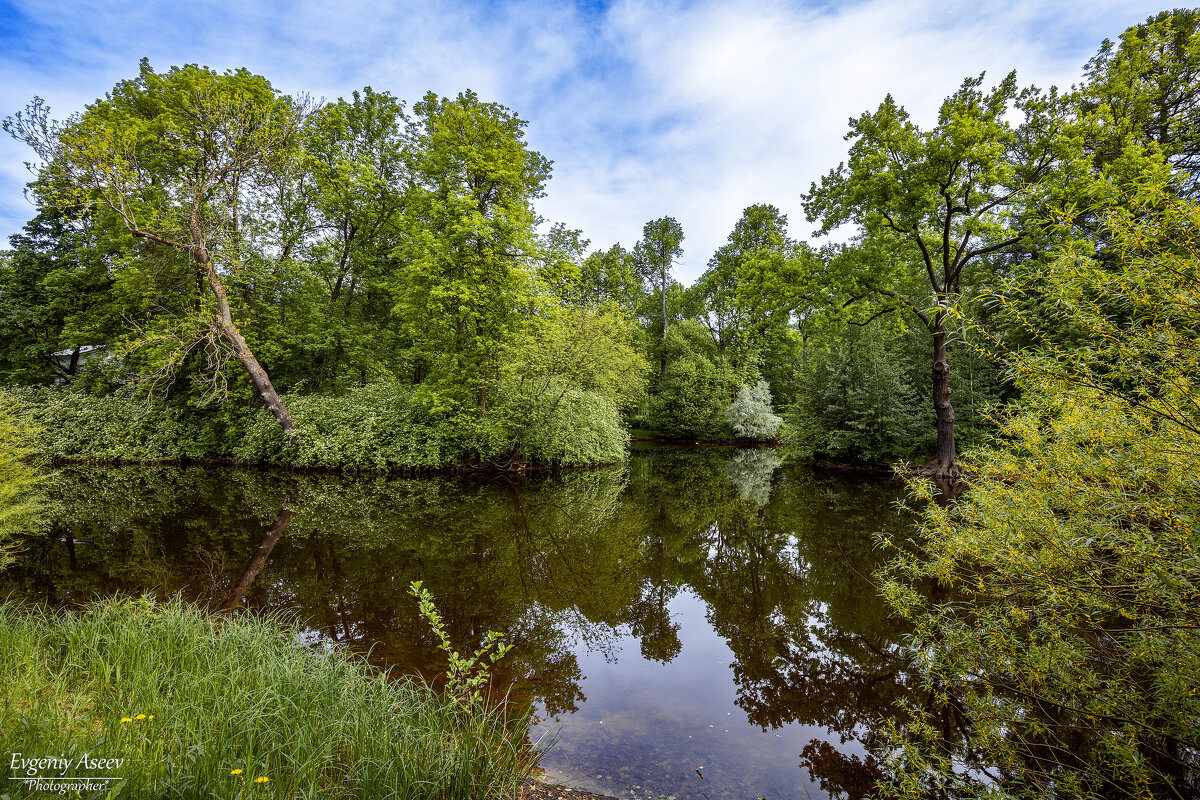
[255,776,269,784]
[135,714,146,720]
[148,715,155,720]
[120,718,132,724]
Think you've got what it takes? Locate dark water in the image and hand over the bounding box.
[1,445,916,800]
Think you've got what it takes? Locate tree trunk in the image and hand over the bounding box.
[201,258,298,433]
[134,216,299,435]
[660,271,669,340]
[931,327,958,475]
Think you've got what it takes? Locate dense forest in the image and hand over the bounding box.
[0,11,1191,476]
[1,7,1199,798]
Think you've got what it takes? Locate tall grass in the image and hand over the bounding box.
[0,597,534,799]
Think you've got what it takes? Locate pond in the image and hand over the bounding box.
[1,445,916,800]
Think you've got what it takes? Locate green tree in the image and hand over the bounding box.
[696,203,812,386]
[303,87,410,390]
[0,207,127,384]
[1083,8,1200,193]
[804,73,1064,475]
[395,90,550,416]
[876,164,1200,799]
[647,319,736,438]
[496,305,649,463]
[577,243,643,312]
[788,323,930,464]
[5,60,310,433]
[536,222,590,305]
[633,216,684,370]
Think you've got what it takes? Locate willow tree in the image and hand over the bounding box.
[877,165,1200,800]
[804,72,1063,475]
[5,60,307,433]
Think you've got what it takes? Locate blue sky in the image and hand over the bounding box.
[0,0,1176,282]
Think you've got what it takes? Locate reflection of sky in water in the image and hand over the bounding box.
[533,590,863,800]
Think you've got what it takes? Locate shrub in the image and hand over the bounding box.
[786,326,930,463]
[874,170,1200,798]
[724,380,782,440]
[234,384,456,471]
[2,386,206,462]
[518,387,629,465]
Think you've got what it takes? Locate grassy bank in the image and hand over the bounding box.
[0,597,535,799]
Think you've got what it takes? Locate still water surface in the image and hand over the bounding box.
[1,445,915,799]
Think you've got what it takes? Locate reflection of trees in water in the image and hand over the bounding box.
[5,451,919,795]
[723,448,782,507]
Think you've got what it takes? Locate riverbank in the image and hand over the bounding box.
[2,384,630,474]
[0,597,534,798]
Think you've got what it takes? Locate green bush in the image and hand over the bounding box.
[647,322,736,439]
[2,386,215,463]
[6,382,632,471]
[518,387,629,465]
[234,384,456,471]
[0,597,534,799]
[786,326,930,463]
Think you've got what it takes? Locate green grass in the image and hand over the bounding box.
[0,597,535,799]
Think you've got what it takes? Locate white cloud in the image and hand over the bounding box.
[0,0,1175,283]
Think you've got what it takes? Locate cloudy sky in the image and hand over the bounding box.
[0,0,1173,283]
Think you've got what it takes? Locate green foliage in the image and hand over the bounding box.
[409,580,513,709]
[576,243,643,312]
[786,325,930,463]
[875,162,1200,798]
[3,386,221,463]
[495,305,647,463]
[803,72,1066,469]
[633,216,684,342]
[6,61,310,429]
[724,380,782,440]
[394,89,550,415]
[0,208,128,385]
[695,204,813,384]
[235,384,455,471]
[0,596,534,798]
[516,386,629,465]
[0,396,42,569]
[647,320,735,439]
[1083,8,1200,193]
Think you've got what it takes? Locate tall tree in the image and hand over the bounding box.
[696,204,811,384]
[5,60,309,433]
[803,72,1063,475]
[305,87,410,389]
[577,243,643,312]
[394,90,551,415]
[633,216,683,374]
[0,207,127,383]
[1083,8,1200,194]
